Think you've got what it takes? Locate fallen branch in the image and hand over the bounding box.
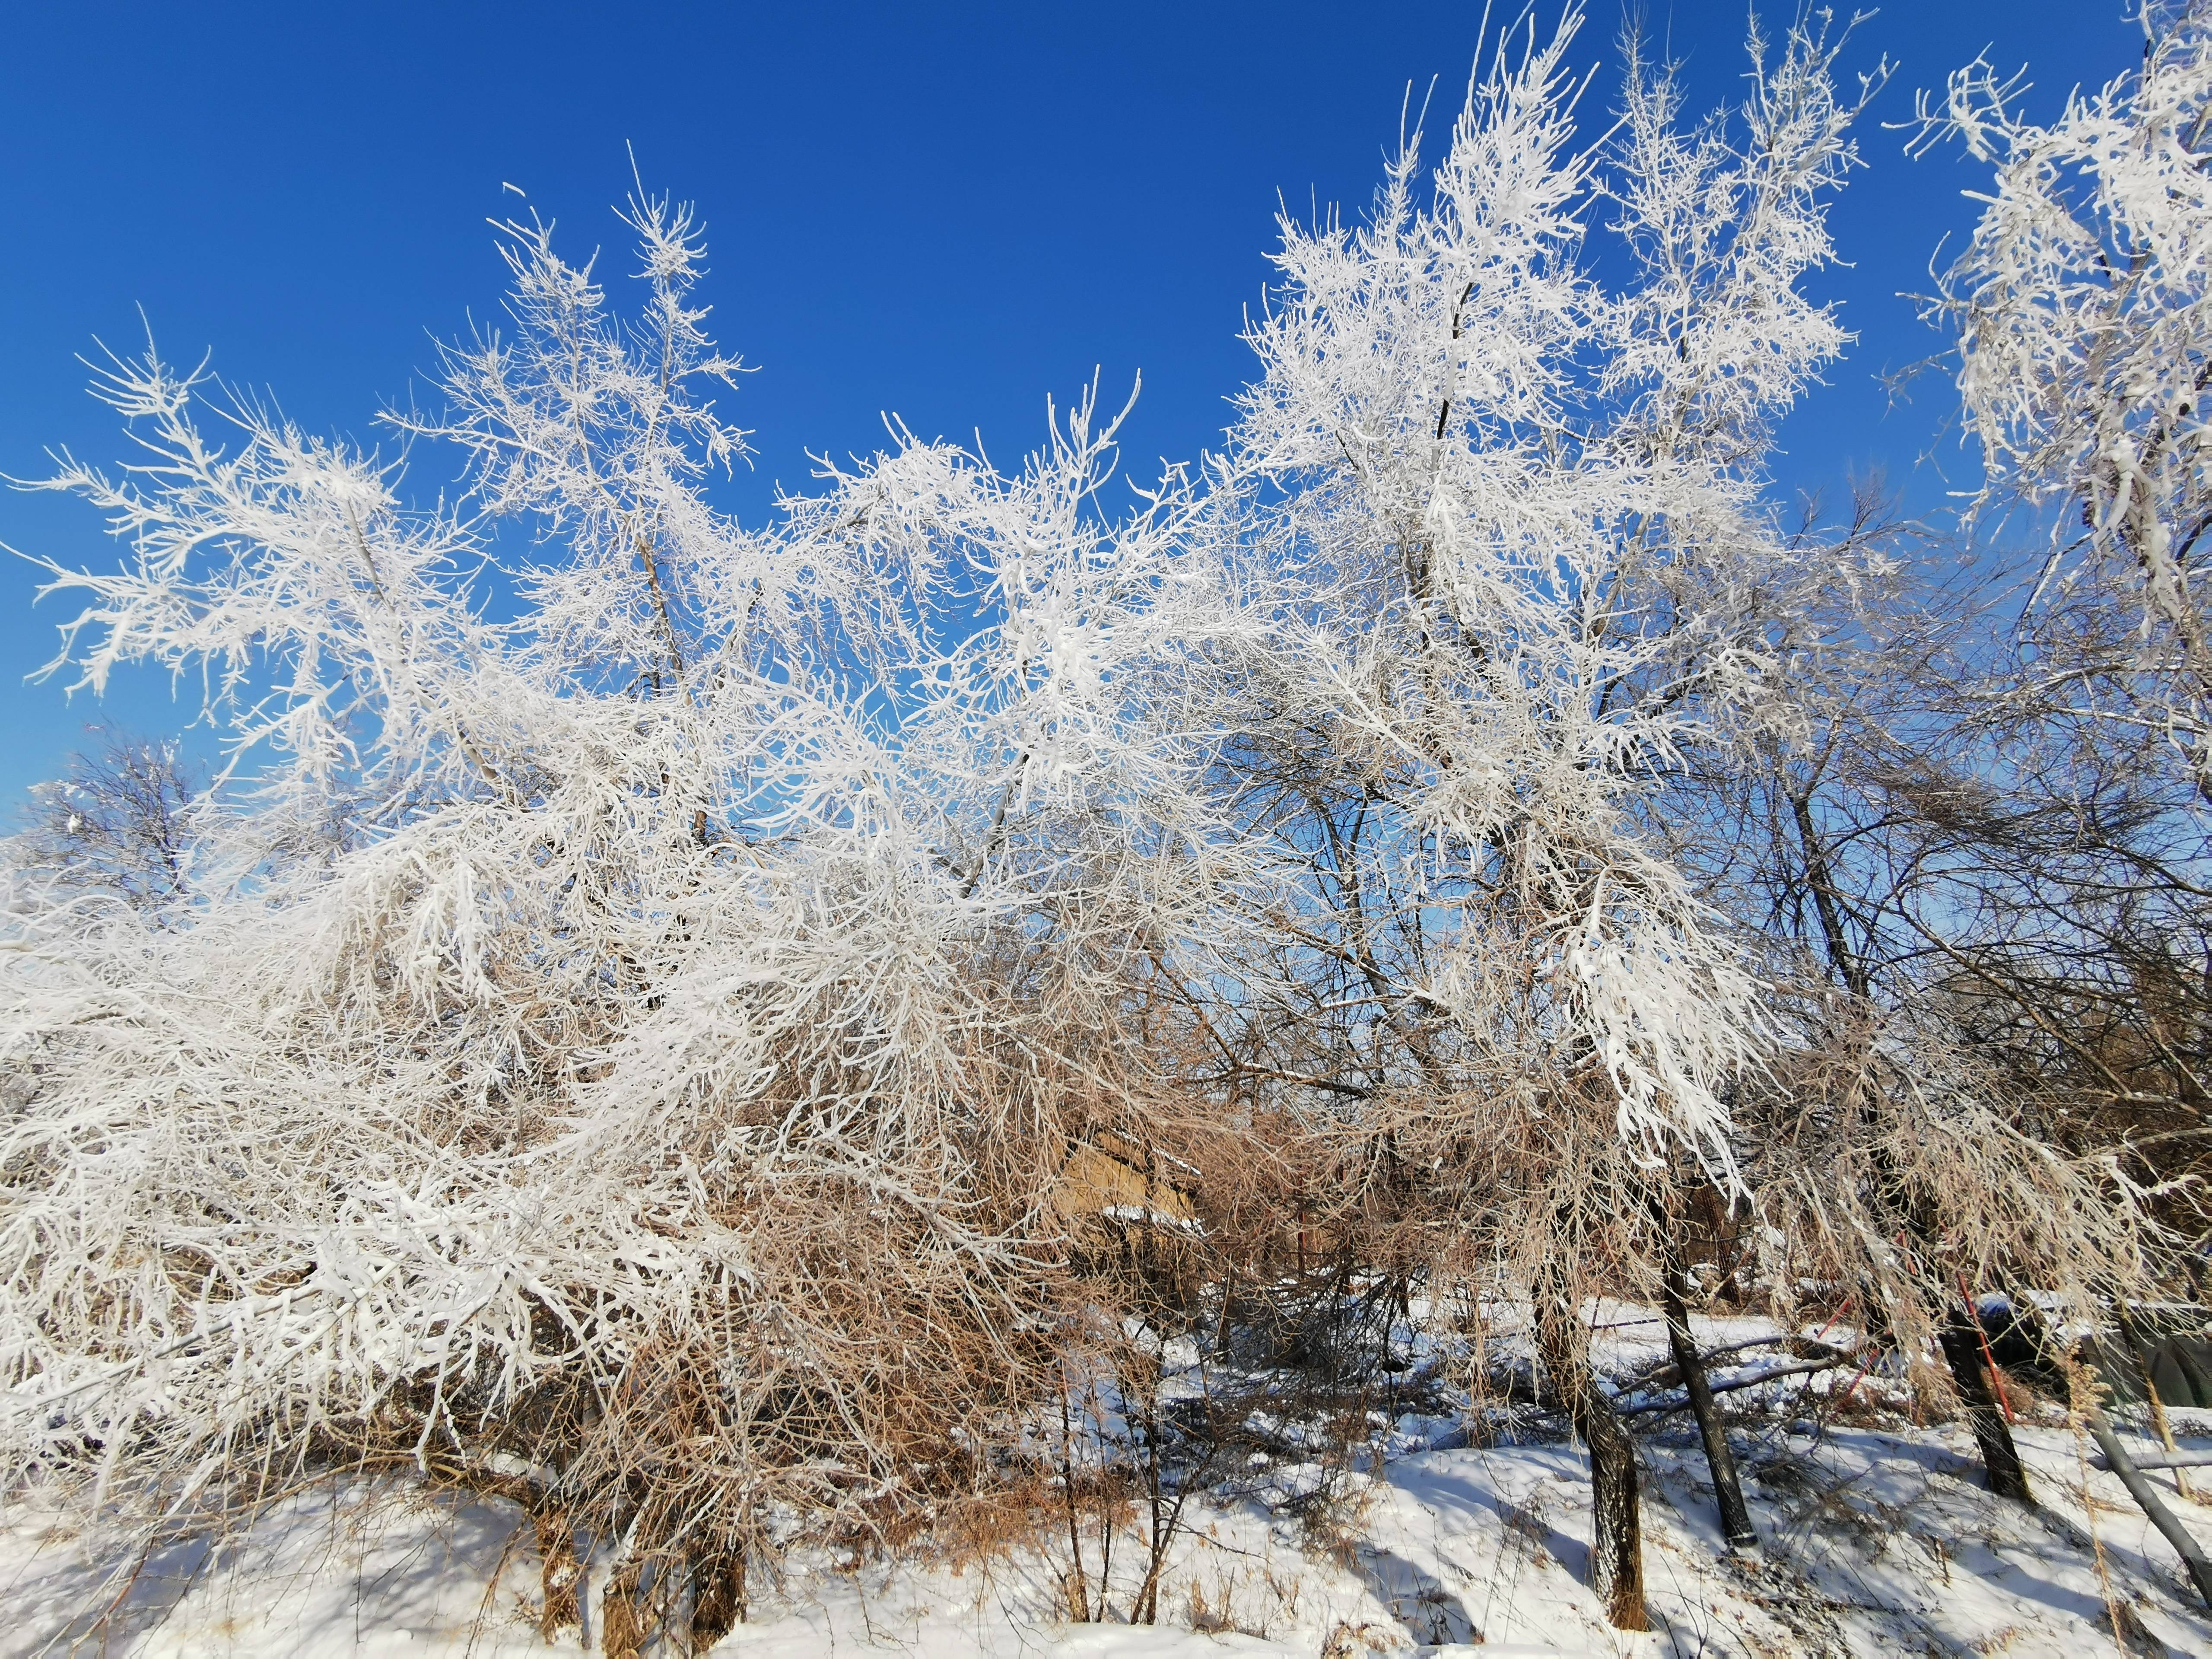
[1616,1358,1843,1419]
[2083,1403,2212,1611]
[1618,1334,1846,1392]
[2089,1445,2212,1471]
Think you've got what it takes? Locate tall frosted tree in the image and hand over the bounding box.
[1189,5,1887,1622]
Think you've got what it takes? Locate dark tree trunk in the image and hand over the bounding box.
[1537,1296,1647,1630]
[1875,1146,2034,1506]
[1937,1309,2033,1503]
[1660,1264,1758,1551]
[1058,1382,1091,1621]
[689,1546,747,1647]
[1582,1384,1649,1630]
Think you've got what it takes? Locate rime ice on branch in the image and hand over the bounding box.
[0,184,1246,1574]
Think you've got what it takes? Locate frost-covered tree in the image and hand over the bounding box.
[1901,1,2212,1144]
[1914,0,2212,799]
[0,190,1249,1631]
[1884,0,2212,1453]
[7,4,2196,1644]
[1528,0,2212,1527]
[1183,5,1886,1623]
[9,725,198,914]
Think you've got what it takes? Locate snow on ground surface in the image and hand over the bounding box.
[8,1308,2212,1656]
[9,1424,2211,1658]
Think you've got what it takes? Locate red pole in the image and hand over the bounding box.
[1958,1273,2016,1425]
[1808,1294,1854,1352]
[1834,1345,1883,1412]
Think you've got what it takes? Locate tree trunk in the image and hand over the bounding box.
[600,1560,648,1659]
[1537,1296,1647,1630]
[1797,787,2033,1510]
[1937,1308,2033,1503]
[1660,1265,1758,1551]
[1883,1160,2033,1506]
[1583,1385,1648,1630]
[689,1546,746,1649]
[534,1506,583,1638]
[1058,1381,1091,1621]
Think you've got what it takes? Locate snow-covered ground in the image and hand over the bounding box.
[8,1410,2210,1658]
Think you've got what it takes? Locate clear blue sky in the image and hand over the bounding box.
[0,1,2144,806]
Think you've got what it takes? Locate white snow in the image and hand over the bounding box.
[9,1416,2209,1657]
